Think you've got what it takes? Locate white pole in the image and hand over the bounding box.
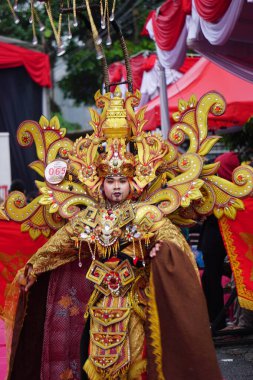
[158,60,170,139]
[42,87,50,118]
[0,132,11,200]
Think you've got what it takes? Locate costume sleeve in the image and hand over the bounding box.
[155,218,199,277]
[27,223,77,274]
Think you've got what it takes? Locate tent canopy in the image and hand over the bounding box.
[0,40,51,87]
[144,57,253,131]
[143,0,253,83]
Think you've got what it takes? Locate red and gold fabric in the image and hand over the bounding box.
[219,197,253,310]
[87,297,131,378]
[84,259,148,380]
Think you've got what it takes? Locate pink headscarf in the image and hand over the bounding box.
[215,152,240,181]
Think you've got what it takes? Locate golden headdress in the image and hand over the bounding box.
[67,86,170,195]
[1,87,253,239]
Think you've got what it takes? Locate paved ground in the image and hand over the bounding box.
[217,344,253,379]
[215,332,253,380]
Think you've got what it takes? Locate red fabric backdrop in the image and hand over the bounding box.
[108,55,198,92]
[140,10,155,36]
[195,0,232,22]
[0,221,47,316]
[0,42,51,88]
[109,54,157,91]
[152,0,191,50]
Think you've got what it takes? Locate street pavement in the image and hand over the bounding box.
[215,333,253,380]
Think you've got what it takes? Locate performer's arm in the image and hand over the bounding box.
[18,223,77,291]
[149,218,199,276]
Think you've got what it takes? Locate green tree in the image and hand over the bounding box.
[222,118,253,162]
[0,0,162,103]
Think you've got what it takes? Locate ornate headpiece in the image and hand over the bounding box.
[68,86,170,194]
[1,89,253,239]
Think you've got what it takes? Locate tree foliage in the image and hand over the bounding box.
[59,37,155,104]
[0,0,162,103]
[222,118,253,161]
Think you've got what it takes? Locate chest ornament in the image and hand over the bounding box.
[86,259,135,297]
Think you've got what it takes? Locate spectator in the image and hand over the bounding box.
[200,152,240,330]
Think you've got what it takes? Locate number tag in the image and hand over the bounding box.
[45,160,67,184]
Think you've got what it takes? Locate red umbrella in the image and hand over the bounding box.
[144,57,253,131]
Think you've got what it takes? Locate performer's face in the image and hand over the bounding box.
[103,176,130,204]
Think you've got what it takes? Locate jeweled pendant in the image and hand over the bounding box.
[57,44,66,57]
[101,19,106,29]
[32,36,38,46]
[133,257,138,266]
[96,51,103,60]
[73,17,78,27]
[39,24,45,32]
[106,36,112,46]
[14,15,20,24]
[95,36,102,45]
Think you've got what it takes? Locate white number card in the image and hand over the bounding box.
[45,160,67,184]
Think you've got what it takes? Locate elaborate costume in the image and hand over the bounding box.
[2,87,253,380]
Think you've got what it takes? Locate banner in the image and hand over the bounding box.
[0,221,46,316]
[219,197,253,310]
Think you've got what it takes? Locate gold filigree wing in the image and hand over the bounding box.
[38,180,97,219]
[197,165,253,220]
[169,92,225,154]
[2,115,98,238]
[3,191,64,240]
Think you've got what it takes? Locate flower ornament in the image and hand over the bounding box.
[104,271,121,295]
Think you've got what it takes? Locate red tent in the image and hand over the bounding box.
[144,57,253,131]
[143,1,253,84]
[0,41,51,87]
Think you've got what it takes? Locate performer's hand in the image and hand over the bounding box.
[18,264,37,292]
[149,241,162,258]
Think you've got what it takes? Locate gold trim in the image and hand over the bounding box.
[148,270,165,380]
[219,217,253,310]
[83,358,103,380]
[82,206,98,228]
[238,296,253,310]
[83,289,101,319]
[90,354,119,369]
[90,307,130,326]
[90,331,126,350]
[128,358,147,379]
[129,275,147,321]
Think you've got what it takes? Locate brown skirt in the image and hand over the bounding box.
[146,241,223,380]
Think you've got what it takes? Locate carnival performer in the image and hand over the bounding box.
[3,88,253,380]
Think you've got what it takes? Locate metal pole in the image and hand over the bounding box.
[157,60,170,139]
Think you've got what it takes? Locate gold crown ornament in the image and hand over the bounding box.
[1,89,253,240]
[68,86,172,196]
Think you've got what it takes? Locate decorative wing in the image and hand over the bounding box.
[1,116,97,239]
[138,92,253,225]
